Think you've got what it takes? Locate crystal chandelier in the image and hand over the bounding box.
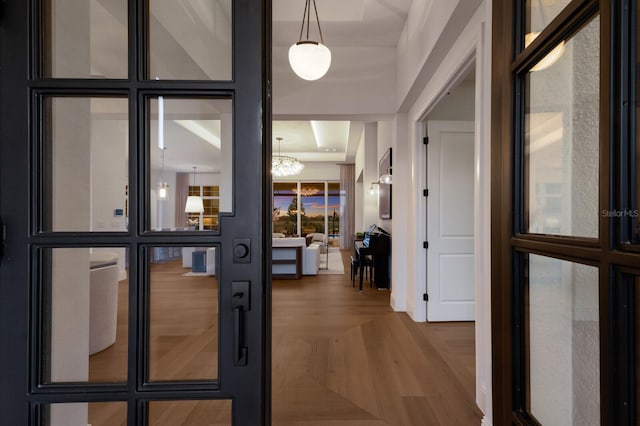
[272,137,304,177]
[293,186,319,197]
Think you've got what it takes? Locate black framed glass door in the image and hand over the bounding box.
[492,0,640,424]
[0,0,271,424]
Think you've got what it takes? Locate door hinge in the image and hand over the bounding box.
[423,293,429,301]
[423,189,429,197]
[423,136,429,145]
[423,241,428,249]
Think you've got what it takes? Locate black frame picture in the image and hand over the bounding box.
[379,148,392,219]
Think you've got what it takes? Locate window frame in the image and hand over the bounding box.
[491,0,640,424]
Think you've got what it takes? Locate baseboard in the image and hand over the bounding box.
[389,293,406,312]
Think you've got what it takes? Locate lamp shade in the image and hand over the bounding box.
[185,195,204,213]
[288,41,331,81]
[158,182,168,200]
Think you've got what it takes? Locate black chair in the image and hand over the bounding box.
[351,254,372,288]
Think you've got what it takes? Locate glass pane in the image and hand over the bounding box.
[525,0,572,42]
[298,183,326,237]
[42,248,128,384]
[273,182,298,237]
[526,254,599,425]
[148,0,232,80]
[44,402,127,426]
[148,246,219,381]
[148,400,231,425]
[525,16,600,237]
[149,97,232,232]
[45,97,128,232]
[45,0,127,78]
[329,182,341,246]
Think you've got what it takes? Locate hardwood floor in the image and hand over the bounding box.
[271,250,481,425]
[88,251,481,425]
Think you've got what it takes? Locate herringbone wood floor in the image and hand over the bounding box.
[271,250,481,425]
[87,251,481,425]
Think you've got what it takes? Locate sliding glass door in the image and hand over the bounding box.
[272,181,341,245]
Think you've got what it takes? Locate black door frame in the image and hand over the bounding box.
[0,0,272,424]
[492,0,640,424]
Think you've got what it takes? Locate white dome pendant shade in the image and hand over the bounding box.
[289,0,331,81]
[289,41,331,81]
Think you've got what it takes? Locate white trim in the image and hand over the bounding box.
[403,2,493,422]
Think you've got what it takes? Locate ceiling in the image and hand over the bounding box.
[273,0,412,162]
[86,0,414,170]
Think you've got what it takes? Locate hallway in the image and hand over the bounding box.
[272,250,481,425]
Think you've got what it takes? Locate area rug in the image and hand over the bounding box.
[318,248,345,275]
[181,272,212,277]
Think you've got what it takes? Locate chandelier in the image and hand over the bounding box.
[293,187,320,197]
[272,137,304,177]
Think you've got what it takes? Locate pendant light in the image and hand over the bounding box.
[272,137,304,177]
[158,148,168,199]
[288,0,331,81]
[184,167,204,213]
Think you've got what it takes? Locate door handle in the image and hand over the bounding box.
[231,281,250,366]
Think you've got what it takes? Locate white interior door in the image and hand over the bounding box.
[426,120,475,321]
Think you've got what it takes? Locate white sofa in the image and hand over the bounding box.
[272,236,320,275]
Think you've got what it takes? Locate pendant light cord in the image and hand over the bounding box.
[297,0,325,44]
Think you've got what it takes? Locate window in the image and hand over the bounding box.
[188,185,220,231]
[272,181,341,244]
[491,0,640,423]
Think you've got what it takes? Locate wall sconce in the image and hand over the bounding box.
[379,167,392,184]
[369,182,379,195]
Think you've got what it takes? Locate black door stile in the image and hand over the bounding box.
[0,0,271,424]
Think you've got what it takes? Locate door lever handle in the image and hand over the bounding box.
[231,282,250,366]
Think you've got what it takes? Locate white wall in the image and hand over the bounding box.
[396,0,484,111]
[355,131,365,233]
[396,0,493,423]
[91,115,128,279]
[376,121,393,233]
[362,123,379,228]
[427,80,476,121]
